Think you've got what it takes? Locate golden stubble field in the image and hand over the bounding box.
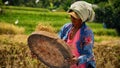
[0,34,120,68]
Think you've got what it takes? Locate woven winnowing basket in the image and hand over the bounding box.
[27,31,72,68]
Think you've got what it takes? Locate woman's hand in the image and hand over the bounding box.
[65,56,78,65]
[31,52,37,58]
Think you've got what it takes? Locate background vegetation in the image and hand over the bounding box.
[0,0,120,68]
[0,0,120,34]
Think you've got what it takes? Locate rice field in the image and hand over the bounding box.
[0,34,120,68]
[0,6,120,68]
[0,6,117,36]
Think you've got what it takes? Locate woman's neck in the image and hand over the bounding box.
[73,22,82,29]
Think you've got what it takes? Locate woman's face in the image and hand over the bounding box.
[70,16,82,28]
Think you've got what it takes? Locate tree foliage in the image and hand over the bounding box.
[112,0,120,35]
[94,0,120,35]
[1,0,106,10]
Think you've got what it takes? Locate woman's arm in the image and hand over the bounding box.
[77,28,95,64]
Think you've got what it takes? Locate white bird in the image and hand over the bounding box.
[15,19,19,25]
[4,1,9,5]
[35,0,39,4]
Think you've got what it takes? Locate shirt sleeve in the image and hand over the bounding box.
[78,28,94,64]
[58,23,72,40]
[58,24,67,39]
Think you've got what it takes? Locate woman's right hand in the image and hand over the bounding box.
[65,56,78,65]
[31,52,37,58]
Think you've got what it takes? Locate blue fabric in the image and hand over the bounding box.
[58,22,96,68]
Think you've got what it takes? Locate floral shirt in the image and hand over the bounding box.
[59,22,96,68]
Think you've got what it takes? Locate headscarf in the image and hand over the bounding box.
[68,1,95,22]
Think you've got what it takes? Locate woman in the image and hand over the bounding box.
[59,1,96,68]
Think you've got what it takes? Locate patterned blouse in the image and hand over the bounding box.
[59,22,96,68]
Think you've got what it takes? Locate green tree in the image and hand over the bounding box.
[111,0,120,35]
[94,0,120,35]
[0,0,2,6]
[61,0,75,11]
[84,0,108,4]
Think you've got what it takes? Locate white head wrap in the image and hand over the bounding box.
[68,1,95,22]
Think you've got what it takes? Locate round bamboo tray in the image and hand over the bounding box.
[27,31,72,68]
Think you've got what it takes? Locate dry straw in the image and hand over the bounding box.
[35,22,55,33]
[0,23,24,34]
